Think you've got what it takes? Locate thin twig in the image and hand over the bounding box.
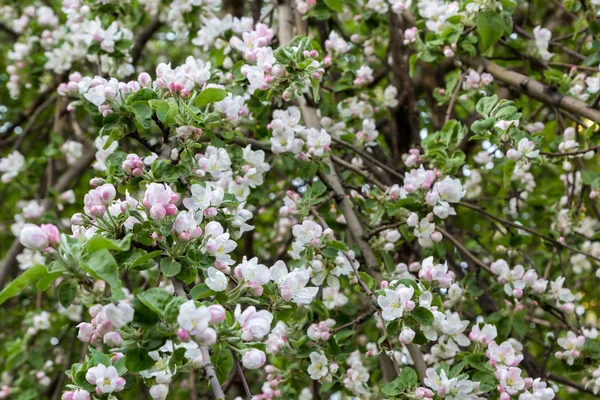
[331,137,405,181]
[445,74,465,124]
[457,201,600,263]
[231,350,253,399]
[437,226,493,274]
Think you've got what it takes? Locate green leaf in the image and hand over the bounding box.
[58,279,78,308]
[411,307,434,326]
[164,297,186,324]
[358,272,376,292]
[114,356,127,375]
[466,352,491,371]
[470,117,497,135]
[89,348,111,367]
[211,346,234,384]
[36,271,62,291]
[137,288,174,316]
[327,337,341,355]
[160,258,182,277]
[399,367,418,388]
[334,329,355,343]
[581,170,600,185]
[0,265,48,305]
[380,251,395,273]
[82,249,124,300]
[472,371,497,392]
[322,247,340,258]
[130,102,152,130]
[195,88,228,108]
[131,88,157,102]
[130,250,163,268]
[83,250,119,288]
[125,348,156,373]
[475,95,498,118]
[323,0,343,11]
[311,79,320,103]
[190,283,215,299]
[477,11,506,51]
[381,375,405,396]
[503,160,516,187]
[151,160,181,182]
[85,234,132,253]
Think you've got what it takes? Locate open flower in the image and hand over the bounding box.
[205,267,228,292]
[377,285,415,321]
[85,364,125,394]
[307,352,329,380]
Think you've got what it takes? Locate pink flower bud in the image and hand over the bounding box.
[77,323,94,342]
[89,177,103,188]
[248,282,264,296]
[138,72,152,86]
[164,204,178,216]
[195,327,217,345]
[103,332,123,347]
[208,305,226,324]
[204,207,218,218]
[399,328,415,344]
[430,231,443,242]
[19,224,49,250]
[271,64,285,78]
[150,205,167,220]
[71,213,85,225]
[62,392,74,400]
[177,328,191,342]
[93,280,106,294]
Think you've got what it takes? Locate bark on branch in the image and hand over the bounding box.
[200,346,226,400]
[466,57,600,124]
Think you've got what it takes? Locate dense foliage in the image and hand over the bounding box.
[2,0,600,399]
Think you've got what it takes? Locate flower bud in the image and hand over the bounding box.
[150,204,167,220]
[138,72,152,86]
[19,224,49,250]
[177,328,191,342]
[77,322,94,342]
[149,384,169,400]
[399,327,415,344]
[242,349,267,369]
[71,213,85,226]
[208,305,226,324]
[62,392,74,400]
[506,149,520,161]
[93,280,106,294]
[103,332,123,347]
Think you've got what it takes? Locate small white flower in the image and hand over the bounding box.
[205,267,228,292]
[307,352,329,380]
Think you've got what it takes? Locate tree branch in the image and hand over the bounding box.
[465,57,600,124]
[458,201,600,263]
[130,18,162,65]
[200,346,226,400]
